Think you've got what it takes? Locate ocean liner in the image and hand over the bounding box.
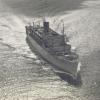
[25,20,81,80]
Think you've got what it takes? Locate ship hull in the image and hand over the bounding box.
[26,34,80,79]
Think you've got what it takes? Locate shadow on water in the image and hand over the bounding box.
[2,0,88,17]
[56,72,82,87]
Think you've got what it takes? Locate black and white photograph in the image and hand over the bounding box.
[0,0,100,100]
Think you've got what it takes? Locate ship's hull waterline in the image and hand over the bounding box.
[26,34,81,79]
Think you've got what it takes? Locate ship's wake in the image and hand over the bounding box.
[0,0,100,99]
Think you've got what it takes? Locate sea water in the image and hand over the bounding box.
[0,0,100,99]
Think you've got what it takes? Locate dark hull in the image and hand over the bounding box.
[26,34,81,78]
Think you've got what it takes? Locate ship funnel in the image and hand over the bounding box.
[43,22,49,32]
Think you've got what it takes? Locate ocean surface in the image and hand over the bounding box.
[0,0,100,100]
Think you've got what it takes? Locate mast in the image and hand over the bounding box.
[62,20,65,37]
[62,20,66,54]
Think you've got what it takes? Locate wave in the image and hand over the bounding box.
[0,0,100,99]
